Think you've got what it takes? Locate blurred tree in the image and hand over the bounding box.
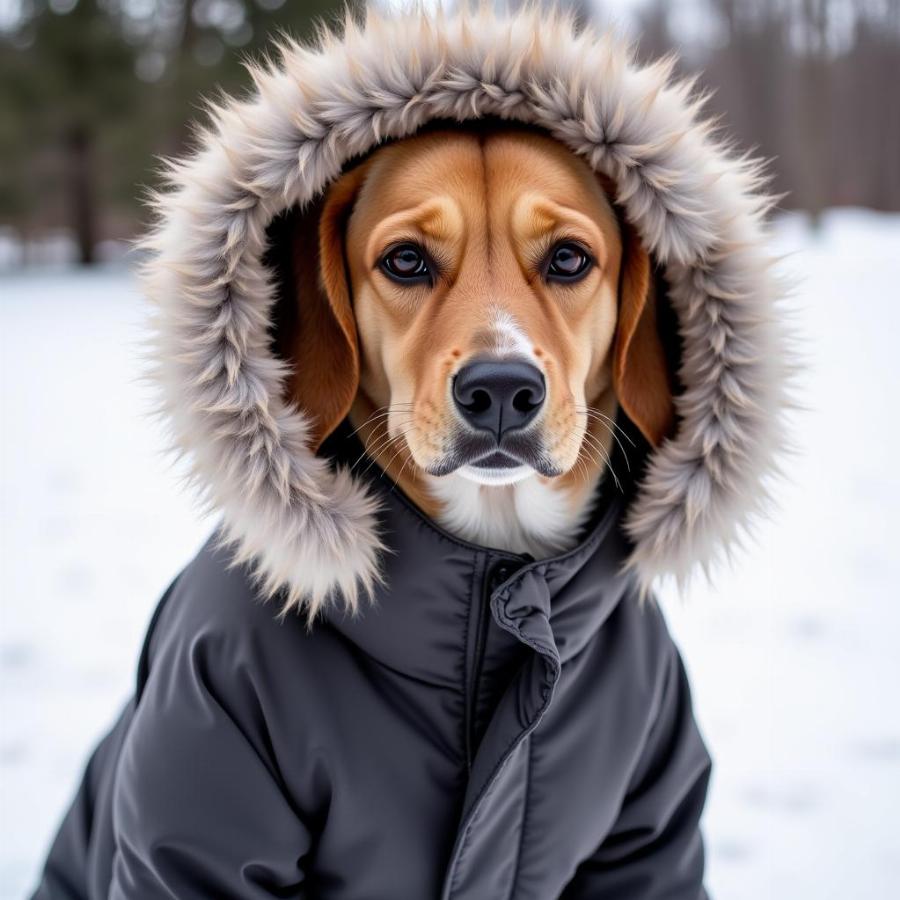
[1,1,137,264]
[0,0,355,264]
[2,0,899,263]
[634,0,900,215]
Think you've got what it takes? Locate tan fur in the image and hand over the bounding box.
[300,126,672,553]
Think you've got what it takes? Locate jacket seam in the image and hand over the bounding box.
[461,553,484,768]
[506,735,533,900]
[449,750,514,895]
[448,654,556,894]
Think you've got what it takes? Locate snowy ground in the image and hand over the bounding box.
[2,209,899,899]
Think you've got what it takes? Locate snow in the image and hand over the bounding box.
[1,209,899,899]
[0,263,217,896]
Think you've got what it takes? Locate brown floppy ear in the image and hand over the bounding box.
[282,163,369,450]
[612,219,675,447]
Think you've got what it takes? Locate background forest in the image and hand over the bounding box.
[1,0,899,265]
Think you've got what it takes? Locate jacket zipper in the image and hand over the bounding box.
[466,558,519,773]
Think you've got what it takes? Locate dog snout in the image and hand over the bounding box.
[452,359,545,439]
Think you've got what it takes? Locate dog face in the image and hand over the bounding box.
[285,126,673,496]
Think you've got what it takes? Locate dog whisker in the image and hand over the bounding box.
[357,434,402,477]
[389,435,422,488]
[346,403,416,441]
[581,433,622,493]
[558,426,623,493]
[574,430,617,485]
[580,428,622,487]
[574,407,632,473]
[369,429,422,483]
[352,425,404,471]
[357,424,416,471]
[359,424,420,479]
[574,406,636,446]
[345,407,391,441]
[351,412,417,462]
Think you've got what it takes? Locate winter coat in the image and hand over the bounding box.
[33,420,713,900]
[32,5,791,899]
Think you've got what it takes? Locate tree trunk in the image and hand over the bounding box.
[66,122,96,266]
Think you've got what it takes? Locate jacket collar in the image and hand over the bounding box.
[318,418,638,681]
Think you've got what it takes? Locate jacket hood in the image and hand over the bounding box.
[141,3,793,622]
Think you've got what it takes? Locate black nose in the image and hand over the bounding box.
[452,359,546,438]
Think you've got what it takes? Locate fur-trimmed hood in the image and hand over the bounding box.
[142,3,792,622]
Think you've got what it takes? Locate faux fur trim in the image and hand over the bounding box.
[141,2,794,622]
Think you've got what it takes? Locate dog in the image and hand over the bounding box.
[32,8,790,893]
[284,123,674,556]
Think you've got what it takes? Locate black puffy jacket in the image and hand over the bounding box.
[33,421,711,900]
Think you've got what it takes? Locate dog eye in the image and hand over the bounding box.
[379,243,431,284]
[545,242,593,282]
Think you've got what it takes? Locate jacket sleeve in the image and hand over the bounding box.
[559,642,712,900]
[107,604,314,899]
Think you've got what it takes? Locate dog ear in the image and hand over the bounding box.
[612,219,675,447]
[283,162,369,450]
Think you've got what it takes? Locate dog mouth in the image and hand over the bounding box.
[426,427,562,479]
[470,450,520,469]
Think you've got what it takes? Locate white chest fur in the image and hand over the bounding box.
[425,470,602,559]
